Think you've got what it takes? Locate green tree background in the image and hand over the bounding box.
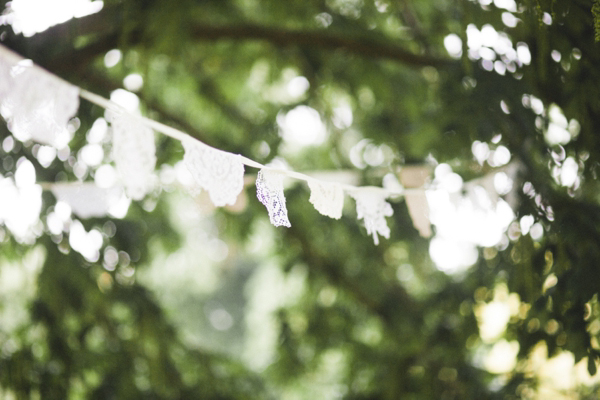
[1,0,600,398]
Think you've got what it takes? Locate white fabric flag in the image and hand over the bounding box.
[182,137,245,207]
[399,165,432,238]
[256,169,291,227]
[0,45,79,147]
[308,179,344,219]
[111,113,156,200]
[404,191,432,238]
[51,183,124,219]
[350,188,393,245]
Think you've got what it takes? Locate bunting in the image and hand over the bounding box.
[182,137,245,207]
[399,166,433,238]
[111,112,156,200]
[0,43,448,245]
[0,46,79,147]
[349,189,394,245]
[308,179,344,219]
[50,183,124,219]
[256,169,291,228]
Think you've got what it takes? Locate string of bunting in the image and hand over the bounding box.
[0,44,435,245]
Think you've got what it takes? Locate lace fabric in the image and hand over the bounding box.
[350,188,393,245]
[182,138,245,207]
[308,179,344,219]
[111,113,156,200]
[0,45,79,147]
[51,183,124,219]
[0,175,42,243]
[0,46,18,99]
[256,169,291,227]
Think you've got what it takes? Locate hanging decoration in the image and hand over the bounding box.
[182,137,245,207]
[404,192,432,238]
[308,179,344,219]
[111,112,157,200]
[0,46,79,148]
[50,183,124,219]
[349,189,394,245]
[0,43,452,245]
[399,165,433,238]
[256,169,291,228]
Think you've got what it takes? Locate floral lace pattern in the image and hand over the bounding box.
[256,169,291,227]
[308,179,344,219]
[350,189,393,245]
[0,45,79,147]
[182,138,245,207]
[111,113,156,200]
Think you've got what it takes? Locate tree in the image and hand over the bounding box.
[1,0,600,398]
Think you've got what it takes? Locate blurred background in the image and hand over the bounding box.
[1,0,600,398]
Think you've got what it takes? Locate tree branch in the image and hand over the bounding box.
[189,24,451,68]
[2,6,452,70]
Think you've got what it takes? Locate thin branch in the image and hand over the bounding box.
[194,63,257,131]
[189,24,452,68]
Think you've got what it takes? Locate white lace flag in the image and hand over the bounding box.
[463,173,498,211]
[404,191,432,238]
[0,45,79,147]
[350,188,393,245]
[111,113,156,200]
[398,165,432,238]
[308,179,344,219]
[51,183,124,219]
[0,47,17,99]
[481,174,499,207]
[182,137,245,207]
[256,169,291,227]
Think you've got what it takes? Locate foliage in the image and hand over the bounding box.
[1,0,600,398]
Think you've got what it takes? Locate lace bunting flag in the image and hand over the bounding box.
[350,189,393,245]
[256,169,291,227]
[404,191,432,238]
[308,179,344,219]
[51,183,124,219]
[111,113,156,200]
[0,46,16,99]
[182,138,245,207]
[0,45,79,147]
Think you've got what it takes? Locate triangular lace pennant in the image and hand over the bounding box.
[51,183,124,219]
[308,179,344,219]
[404,191,432,238]
[111,113,156,200]
[182,137,245,207]
[0,45,79,147]
[350,188,393,245]
[256,169,291,227]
